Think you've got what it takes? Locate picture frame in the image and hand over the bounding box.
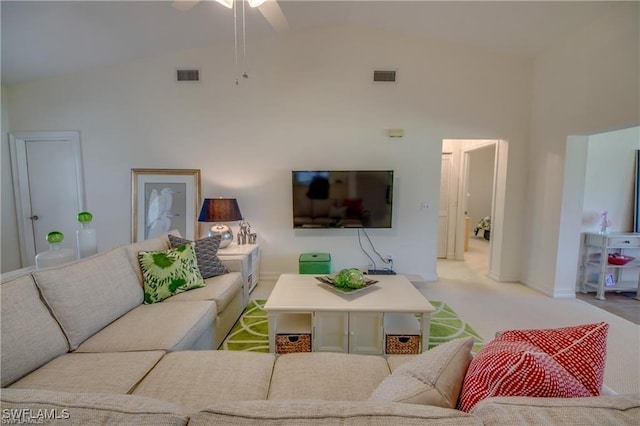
[131,169,201,242]
[605,273,615,287]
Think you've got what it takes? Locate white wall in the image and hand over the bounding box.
[555,127,639,298]
[524,3,640,296]
[583,127,639,233]
[2,26,532,279]
[467,146,495,227]
[1,86,21,272]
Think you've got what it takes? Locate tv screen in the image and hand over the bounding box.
[292,170,394,228]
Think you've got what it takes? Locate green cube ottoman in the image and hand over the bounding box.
[299,253,332,274]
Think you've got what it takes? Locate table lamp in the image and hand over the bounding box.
[198,198,242,248]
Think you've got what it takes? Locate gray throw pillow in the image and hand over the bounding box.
[168,234,228,279]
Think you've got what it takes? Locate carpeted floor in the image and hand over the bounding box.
[221,299,484,353]
[434,252,640,395]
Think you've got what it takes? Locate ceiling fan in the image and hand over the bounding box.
[172,0,289,33]
[173,0,289,85]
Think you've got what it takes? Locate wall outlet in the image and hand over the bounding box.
[386,254,393,263]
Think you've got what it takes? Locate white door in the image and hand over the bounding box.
[10,132,85,266]
[313,312,348,353]
[437,154,452,258]
[348,312,383,355]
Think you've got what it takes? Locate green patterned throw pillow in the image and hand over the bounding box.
[138,242,205,304]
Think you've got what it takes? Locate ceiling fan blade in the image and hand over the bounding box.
[258,0,290,33]
[172,1,201,12]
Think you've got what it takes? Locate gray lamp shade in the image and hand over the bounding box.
[198,198,243,223]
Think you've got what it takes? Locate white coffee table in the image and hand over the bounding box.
[264,274,435,355]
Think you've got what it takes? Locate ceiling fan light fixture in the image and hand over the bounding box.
[215,0,234,9]
[248,0,266,7]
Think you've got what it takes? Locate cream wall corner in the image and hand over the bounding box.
[1,86,21,272]
[524,3,640,296]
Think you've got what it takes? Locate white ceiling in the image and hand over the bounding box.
[1,1,620,85]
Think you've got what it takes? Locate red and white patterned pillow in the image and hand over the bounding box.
[457,322,608,412]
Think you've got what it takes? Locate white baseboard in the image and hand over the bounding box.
[552,289,577,298]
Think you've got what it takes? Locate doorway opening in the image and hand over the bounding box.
[438,139,506,279]
[9,131,85,267]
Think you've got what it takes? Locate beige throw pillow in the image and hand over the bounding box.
[369,337,474,408]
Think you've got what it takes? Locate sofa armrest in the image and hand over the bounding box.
[470,394,640,425]
[0,388,189,424]
[221,256,247,275]
[190,400,481,425]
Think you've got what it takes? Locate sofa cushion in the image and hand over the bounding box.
[369,337,473,408]
[9,351,165,394]
[32,247,143,350]
[0,275,69,387]
[386,354,416,372]
[138,242,205,304]
[0,389,189,425]
[168,234,228,278]
[470,394,640,425]
[125,232,175,286]
[268,352,390,401]
[133,351,276,412]
[458,322,608,412]
[163,272,242,311]
[189,400,482,425]
[75,301,215,353]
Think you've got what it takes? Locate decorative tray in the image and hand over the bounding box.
[607,254,636,265]
[315,276,378,294]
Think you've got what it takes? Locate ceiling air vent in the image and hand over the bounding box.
[373,70,397,83]
[177,69,200,82]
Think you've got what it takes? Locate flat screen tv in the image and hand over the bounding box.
[292,170,394,228]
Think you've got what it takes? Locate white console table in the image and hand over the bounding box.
[217,243,260,307]
[578,232,640,300]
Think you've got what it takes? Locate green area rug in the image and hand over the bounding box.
[221,300,484,353]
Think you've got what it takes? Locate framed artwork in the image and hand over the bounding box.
[605,273,615,287]
[131,169,201,242]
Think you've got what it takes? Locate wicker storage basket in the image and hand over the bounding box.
[276,334,312,354]
[385,334,420,354]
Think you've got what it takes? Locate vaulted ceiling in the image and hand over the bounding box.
[1,1,619,85]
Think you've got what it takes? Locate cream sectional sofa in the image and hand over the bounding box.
[1,235,639,424]
[1,233,245,387]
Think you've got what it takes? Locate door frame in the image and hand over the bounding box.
[455,139,507,280]
[438,152,453,258]
[9,131,85,266]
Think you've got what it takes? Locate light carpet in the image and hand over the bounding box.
[433,253,640,395]
[221,299,484,353]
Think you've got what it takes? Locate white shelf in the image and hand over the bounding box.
[384,313,420,335]
[578,232,640,301]
[277,313,312,334]
[217,243,260,307]
[582,280,639,293]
